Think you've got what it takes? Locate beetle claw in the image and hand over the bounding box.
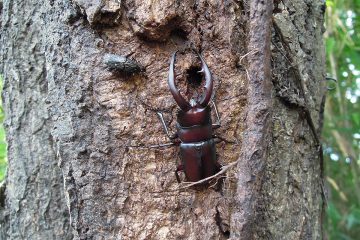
[168,51,213,110]
[195,52,213,108]
[168,52,191,111]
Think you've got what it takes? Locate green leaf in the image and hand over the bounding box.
[327,37,336,54]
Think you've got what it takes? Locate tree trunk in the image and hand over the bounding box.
[0,0,326,239]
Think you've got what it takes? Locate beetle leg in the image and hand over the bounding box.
[175,164,184,183]
[211,100,221,129]
[148,142,179,148]
[126,141,179,149]
[156,112,178,140]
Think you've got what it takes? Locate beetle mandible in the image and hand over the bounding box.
[156,51,224,183]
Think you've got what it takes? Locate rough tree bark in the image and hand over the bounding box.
[0,0,326,239]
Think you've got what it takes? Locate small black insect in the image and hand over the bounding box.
[103,54,144,75]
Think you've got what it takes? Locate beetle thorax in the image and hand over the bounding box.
[177,105,212,127]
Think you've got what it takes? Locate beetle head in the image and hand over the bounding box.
[168,51,213,112]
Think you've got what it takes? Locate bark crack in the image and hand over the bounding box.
[272,20,321,145]
[216,206,230,239]
[230,0,274,239]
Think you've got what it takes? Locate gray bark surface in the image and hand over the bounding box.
[0,0,326,239]
[230,1,273,239]
[264,1,326,239]
[0,1,72,239]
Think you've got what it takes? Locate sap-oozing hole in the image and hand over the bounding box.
[186,66,203,88]
[223,231,230,238]
[170,28,188,41]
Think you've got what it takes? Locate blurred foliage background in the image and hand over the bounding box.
[324,0,360,239]
[0,0,359,238]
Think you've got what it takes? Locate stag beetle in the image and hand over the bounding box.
[156,51,224,183]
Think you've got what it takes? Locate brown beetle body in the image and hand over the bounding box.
[157,51,221,183]
[176,106,218,182]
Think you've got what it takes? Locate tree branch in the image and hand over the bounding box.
[178,161,239,189]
